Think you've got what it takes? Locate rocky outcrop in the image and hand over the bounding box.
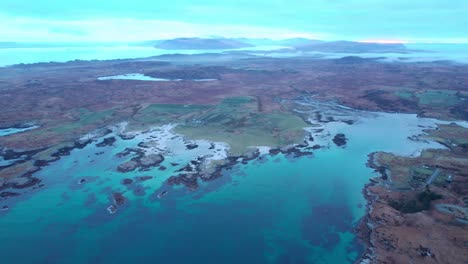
[139,154,164,169]
[96,137,116,147]
[333,133,348,147]
[116,152,164,172]
[117,160,138,172]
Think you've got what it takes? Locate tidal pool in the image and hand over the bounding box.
[0,111,464,264]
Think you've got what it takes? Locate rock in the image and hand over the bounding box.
[311,144,321,150]
[77,178,86,184]
[120,134,135,140]
[1,205,9,211]
[269,148,281,155]
[112,192,125,206]
[117,160,138,172]
[159,166,167,171]
[186,143,199,150]
[115,148,142,158]
[419,246,435,258]
[139,154,164,168]
[333,133,348,147]
[96,137,116,147]
[137,142,151,148]
[167,174,199,190]
[107,204,117,214]
[157,190,168,199]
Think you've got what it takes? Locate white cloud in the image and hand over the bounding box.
[0,15,324,42]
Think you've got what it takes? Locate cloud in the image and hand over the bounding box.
[0,15,324,42]
[0,1,467,43]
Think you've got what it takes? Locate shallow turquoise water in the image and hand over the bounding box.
[0,113,460,263]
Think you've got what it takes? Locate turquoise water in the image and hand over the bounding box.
[0,112,459,263]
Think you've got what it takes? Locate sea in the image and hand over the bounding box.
[1,43,467,67]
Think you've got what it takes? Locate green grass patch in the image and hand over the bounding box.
[416,90,462,107]
[394,91,414,100]
[173,96,307,155]
[131,104,211,128]
[51,108,115,133]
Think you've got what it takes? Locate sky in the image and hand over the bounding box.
[1,0,467,43]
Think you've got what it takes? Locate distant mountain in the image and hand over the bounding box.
[295,41,408,53]
[235,38,322,47]
[154,38,253,50]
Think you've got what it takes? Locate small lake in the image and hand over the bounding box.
[0,125,38,137]
[97,73,216,82]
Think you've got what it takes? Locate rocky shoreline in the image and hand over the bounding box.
[164,134,319,191]
[354,153,382,264]
[0,138,93,196]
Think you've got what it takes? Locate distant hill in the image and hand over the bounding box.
[236,38,322,47]
[295,41,408,53]
[154,38,253,50]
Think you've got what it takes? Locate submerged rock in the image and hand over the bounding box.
[135,176,153,182]
[0,191,20,198]
[121,178,133,185]
[167,174,199,191]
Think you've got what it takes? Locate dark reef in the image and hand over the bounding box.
[333,133,348,147]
